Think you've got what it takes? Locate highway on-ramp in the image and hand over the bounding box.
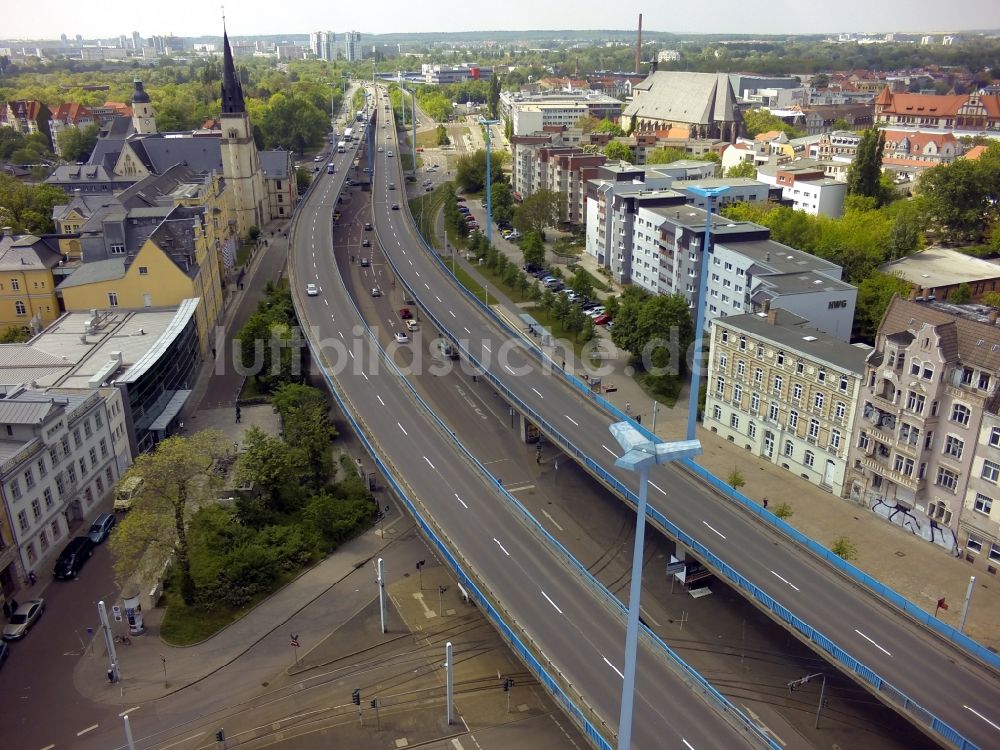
[290,115,762,749]
[352,85,1000,750]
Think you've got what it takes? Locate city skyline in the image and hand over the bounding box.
[4,0,998,41]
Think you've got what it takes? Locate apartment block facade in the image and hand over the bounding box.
[845,297,1000,556]
[706,308,868,495]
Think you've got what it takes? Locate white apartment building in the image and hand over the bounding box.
[309,31,336,62]
[846,298,1000,555]
[0,387,121,584]
[706,308,869,495]
[756,162,848,218]
[961,409,1000,573]
[500,91,622,137]
[343,31,362,62]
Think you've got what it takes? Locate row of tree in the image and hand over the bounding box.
[236,282,303,393]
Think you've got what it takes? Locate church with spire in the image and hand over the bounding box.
[46,25,296,236]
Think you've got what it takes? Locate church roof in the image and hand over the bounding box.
[131,79,151,104]
[221,30,246,115]
[623,72,739,126]
[124,134,225,175]
[260,150,290,179]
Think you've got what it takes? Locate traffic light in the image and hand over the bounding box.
[215,729,226,742]
[370,698,378,708]
[352,688,361,705]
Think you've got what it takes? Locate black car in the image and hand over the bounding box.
[53,536,95,580]
[523,263,544,274]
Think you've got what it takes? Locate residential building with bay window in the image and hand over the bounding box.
[705,307,868,496]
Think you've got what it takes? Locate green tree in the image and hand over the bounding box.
[592,118,625,136]
[271,383,336,485]
[56,124,99,162]
[831,536,857,561]
[846,128,886,202]
[981,291,1000,309]
[490,181,515,225]
[435,124,450,146]
[917,157,995,244]
[950,283,972,304]
[513,190,561,236]
[295,167,311,194]
[646,146,687,164]
[260,92,327,153]
[0,175,66,234]
[726,468,745,490]
[725,161,757,179]
[235,426,308,516]
[854,273,912,341]
[603,141,632,161]
[0,326,29,343]
[569,267,594,298]
[109,431,228,604]
[488,73,501,120]
[742,109,801,138]
[455,149,507,194]
[520,230,546,267]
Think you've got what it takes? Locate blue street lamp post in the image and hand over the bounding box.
[479,118,500,246]
[684,186,730,442]
[607,423,702,750]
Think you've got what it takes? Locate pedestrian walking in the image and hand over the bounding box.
[625,401,631,415]
[763,497,769,509]
[235,406,242,424]
[27,570,36,585]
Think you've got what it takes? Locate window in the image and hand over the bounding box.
[733,384,743,403]
[748,422,757,439]
[910,361,920,376]
[738,336,747,351]
[138,266,149,275]
[43,487,53,509]
[109,244,126,255]
[100,438,108,458]
[78,457,88,476]
[61,435,70,456]
[39,529,48,551]
[712,405,722,420]
[83,420,92,439]
[9,478,20,500]
[108,292,119,307]
[830,429,841,450]
[796,361,804,374]
[990,544,1000,564]
[951,404,971,426]
[839,376,849,392]
[922,365,934,380]
[715,376,725,397]
[719,353,728,370]
[67,464,76,485]
[10,278,19,291]
[730,414,740,429]
[756,344,764,358]
[736,360,746,378]
[73,428,82,448]
[982,460,1000,483]
[808,418,820,439]
[773,375,783,394]
[813,393,825,410]
[967,537,983,553]
[95,411,103,429]
[753,368,763,387]
[944,435,964,460]
[835,401,846,421]
[96,476,104,495]
[817,369,826,384]
[24,468,34,489]
[31,498,41,520]
[720,329,729,343]
[792,383,803,401]
[50,519,60,540]
[974,494,993,515]
[49,446,59,465]
[750,392,760,413]
[936,466,959,491]
[783,440,794,457]
[906,391,925,414]
[37,457,46,477]
[14,300,26,316]
[804,451,815,468]
[17,509,28,533]
[89,447,98,468]
[788,410,799,430]
[768,402,779,421]
[990,427,1000,448]
[55,473,65,497]
[858,431,871,450]
[106,467,114,484]
[776,351,785,365]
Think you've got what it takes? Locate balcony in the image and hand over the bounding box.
[859,456,924,492]
[945,383,985,402]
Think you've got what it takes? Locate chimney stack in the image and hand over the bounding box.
[636,14,642,76]
[767,303,779,326]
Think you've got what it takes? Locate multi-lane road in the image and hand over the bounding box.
[289,83,1000,750]
[292,99,765,749]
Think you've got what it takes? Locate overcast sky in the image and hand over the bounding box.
[6,0,998,40]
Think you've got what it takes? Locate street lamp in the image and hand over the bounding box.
[607,422,702,750]
[479,117,500,246]
[788,672,827,729]
[684,186,730,442]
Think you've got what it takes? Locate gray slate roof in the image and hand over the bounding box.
[623,72,738,125]
[260,150,290,179]
[57,257,127,288]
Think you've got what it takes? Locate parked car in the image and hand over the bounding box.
[586,307,606,318]
[394,331,409,343]
[371,288,382,297]
[467,222,479,230]
[2,599,44,640]
[88,513,116,544]
[594,313,612,325]
[523,263,544,274]
[399,307,413,320]
[506,230,522,241]
[113,475,144,512]
[53,537,95,580]
[455,196,466,202]
[306,283,319,297]
[581,301,601,311]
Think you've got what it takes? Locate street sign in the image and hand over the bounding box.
[290,634,300,648]
[112,605,123,622]
[665,562,686,576]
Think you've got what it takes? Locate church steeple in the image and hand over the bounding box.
[221,27,245,115]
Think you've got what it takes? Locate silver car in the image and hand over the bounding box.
[2,599,45,640]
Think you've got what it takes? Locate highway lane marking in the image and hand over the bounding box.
[565,415,579,426]
[854,629,892,656]
[377,395,385,406]
[338,331,344,339]
[483,343,492,352]
[649,480,667,495]
[964,705,1000,732]
[119,706,141,717]
[682,741,696,750]
[362,372,369,381]
[702,521,726,540]
[425,283,431,290]
[397,422,408,436]
[602,444,617,458]
[424,456,436,470]
[601,655,624,679]
[409,259,413,265]
[640,606,662,627]
[348,351,354,360]
[449,310,456,318]
[541,590,563,615]
[40,745,55,750]
[506,483,535,492]
[770,570,799,591]
[415,271,421,277]
[541,508,563,531]
[158,732,206,750]
[455,493,468,509]
[324,299,329,306]
[493,538,510,556]
[504,365,516,375]
[531,387,543,398]
[464,327,471,334]
[436,295,442,302]
[77,725,99,736]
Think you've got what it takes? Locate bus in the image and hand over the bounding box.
[343,127,354,142]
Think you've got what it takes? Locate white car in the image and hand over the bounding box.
[387,150,394,157]
[394,331,409,343]
[371,287,382,297]
[405,319,419,332]
[2,599,45,640]
[587,307,606,318]
[377,145,384,152]
[306,283,319,297]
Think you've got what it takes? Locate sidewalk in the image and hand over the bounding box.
[433,204,1000,650]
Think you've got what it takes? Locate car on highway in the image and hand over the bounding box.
[53,536,95,580]
[389,183,395,190]
[394,331,409,343]
[362,238,371,247]
[88,513,116,544]
[306,283,319,297]
[387,150,394,157]
[370,287,382,297]
[2,599,44,640]
[377,146,384,152]
[360,258,370,267]
[391,203,399,210]
[399,307,412,319]
[364,222,373,230]
[594,313,612,325]
[405,319,419,332]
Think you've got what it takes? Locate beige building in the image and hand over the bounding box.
[706,308,869,496]
[961,410,1000,572]
[846,297,1000,555]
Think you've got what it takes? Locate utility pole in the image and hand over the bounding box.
[98,600,119,683]
[377,557,386,633]
[445,641,454,725]
[960,575,976,632]
[788,672,827,729]
[123,713,136,750]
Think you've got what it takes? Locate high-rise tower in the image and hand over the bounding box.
[130,79,157,134]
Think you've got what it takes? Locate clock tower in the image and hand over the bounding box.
[130,79,157,134]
